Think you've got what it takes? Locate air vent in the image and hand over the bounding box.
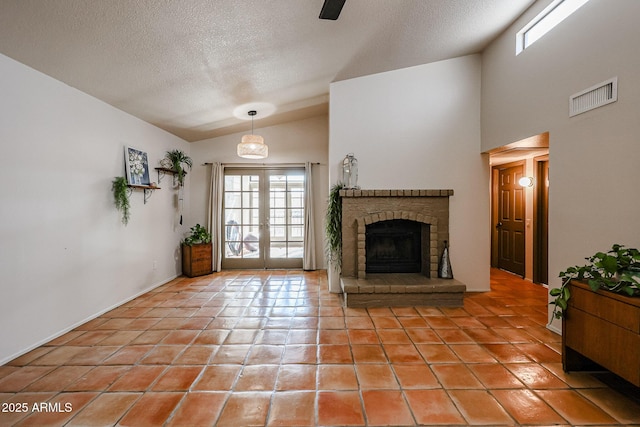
[569,77,617,117]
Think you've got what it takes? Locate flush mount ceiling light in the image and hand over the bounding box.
[237,110,268,159]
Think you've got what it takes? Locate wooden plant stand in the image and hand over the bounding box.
[182,243,213,277]
[563,280,640,386]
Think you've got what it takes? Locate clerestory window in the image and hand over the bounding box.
[516,0,590,55]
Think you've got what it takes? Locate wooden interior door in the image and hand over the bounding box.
[496,163,526,276]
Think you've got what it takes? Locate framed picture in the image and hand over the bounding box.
[124,146,150,186]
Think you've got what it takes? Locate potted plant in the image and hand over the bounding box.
[552,244,640,386]
[112,176,131,225]
[550,244,640,320]
[160,149,192,186]
[325,182,344,292]
[182,224,213,277]
[183,224,212,246]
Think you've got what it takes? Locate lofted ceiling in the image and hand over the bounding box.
[0,0,535,142]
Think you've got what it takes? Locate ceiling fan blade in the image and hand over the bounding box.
[319,0,346,20]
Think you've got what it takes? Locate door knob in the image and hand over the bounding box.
[496,222,503,228]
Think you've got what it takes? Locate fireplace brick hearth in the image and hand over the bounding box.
[341,274,467,308]
[339,189,466,307]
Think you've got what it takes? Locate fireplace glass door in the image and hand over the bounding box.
[222,168,304,269]
[366,219,422,273]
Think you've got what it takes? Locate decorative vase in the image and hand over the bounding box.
[342,153,358,189]
[438,240,453,279]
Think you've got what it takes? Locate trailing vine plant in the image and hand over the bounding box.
[325,182,345,269]
[112,176,131,225]
[550,244,640,321]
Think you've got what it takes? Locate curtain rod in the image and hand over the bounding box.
[202,162,322,166]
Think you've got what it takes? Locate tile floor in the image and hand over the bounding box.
[1,268,640,426]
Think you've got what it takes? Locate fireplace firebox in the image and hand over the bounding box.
[366,220,422,273]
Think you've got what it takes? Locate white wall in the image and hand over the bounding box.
[188,115,329,269]
[329,55,490,291]
[482,0,640,332]
[0,54,190,364]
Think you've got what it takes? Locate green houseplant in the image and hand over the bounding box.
[112,176,131,225]
[161,149,192,186]
[182,224,212,246]
[325,182,344,269]
[182,224,213,277]
[550,244,640,320]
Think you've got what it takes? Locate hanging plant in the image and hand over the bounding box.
[112,176,131,225]
[550,244,640,321]
[325,182,345,269]
[161,149,192,186]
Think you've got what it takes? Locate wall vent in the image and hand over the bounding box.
[570,77,617,117]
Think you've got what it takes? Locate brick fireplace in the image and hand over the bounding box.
[339,189,466,307]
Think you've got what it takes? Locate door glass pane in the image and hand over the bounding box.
[225,175,241,191]
[271,226,286,242]
[288,241,303,258]
[242,208,258,225]
[271,208,286,225]
[225,209,241,223]
[289,225,304,241]
[225,223,242,256]
[242,225,260,257]
[225,192,240,206]
[243,175,258,191]
[290,208,303,224]
[290,189,303,208]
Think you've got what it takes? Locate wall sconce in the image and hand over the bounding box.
[518,176,534,187]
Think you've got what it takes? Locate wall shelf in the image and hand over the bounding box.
[155,167,185,186]
[127,184,160,204]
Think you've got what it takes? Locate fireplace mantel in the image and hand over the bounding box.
[339,189,454,198]
[340,189,454,280]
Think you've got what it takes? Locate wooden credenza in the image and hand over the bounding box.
[563,280,640,386]
[182,243,213,277]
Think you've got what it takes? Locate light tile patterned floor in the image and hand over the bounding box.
[1,268,640,426]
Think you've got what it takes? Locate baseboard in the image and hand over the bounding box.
[547,323,562,335]
[0,274,179,366]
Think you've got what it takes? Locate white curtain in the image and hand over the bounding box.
[303,162,316,270]
[207,162,223,271]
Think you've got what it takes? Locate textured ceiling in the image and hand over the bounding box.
[0,0,535,142]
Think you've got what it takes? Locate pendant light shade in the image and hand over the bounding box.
[237,110,268,159]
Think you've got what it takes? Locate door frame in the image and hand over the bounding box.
[221,166,305,270]
[533,155,549,284]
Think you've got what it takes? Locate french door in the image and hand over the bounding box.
[222,167,305,269]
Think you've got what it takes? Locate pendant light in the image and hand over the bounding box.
[237,110,268,159]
